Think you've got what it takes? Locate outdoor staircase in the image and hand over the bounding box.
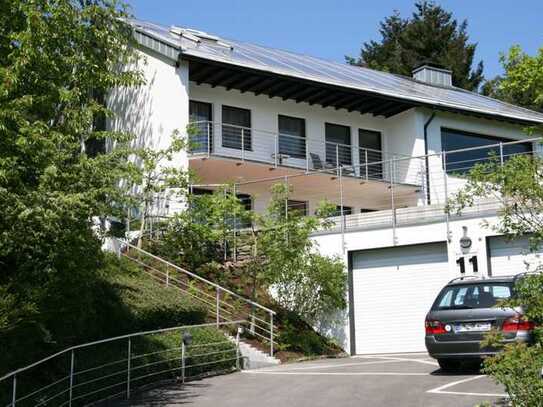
[109,238,281,369]
[226,335,281,369]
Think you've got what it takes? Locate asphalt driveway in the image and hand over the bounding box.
[122,353,507,407]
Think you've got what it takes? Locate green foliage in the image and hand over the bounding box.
[482,45,543,112]
[346,1,484,90]
[276,310,342,356]
[483,344,543,407]
[448,153,543,250]
[0,254,207,376]
[152,185,251,270]
[0,0,142,341]
[132,129,190,247]
[253,183,346,325]
[449,149,543,406]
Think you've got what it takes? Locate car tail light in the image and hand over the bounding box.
[502,315,535,332]
[425,319,447,335]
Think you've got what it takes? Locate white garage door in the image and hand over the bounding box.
[351,242,451,354]
[488,235,542,276]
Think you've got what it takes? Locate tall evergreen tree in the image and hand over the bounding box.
[346,1,484,91]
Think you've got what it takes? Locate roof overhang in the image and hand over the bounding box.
[132,24,543,126]
[184,55,417,118]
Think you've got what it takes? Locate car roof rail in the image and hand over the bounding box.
[448,275,483,284]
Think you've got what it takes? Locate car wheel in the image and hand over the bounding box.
[437,359,461,372]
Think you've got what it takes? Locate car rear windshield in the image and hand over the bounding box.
[432,283,513,310]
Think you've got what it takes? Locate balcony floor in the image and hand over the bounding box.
[189,156,421,210]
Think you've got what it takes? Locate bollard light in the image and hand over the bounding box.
[182,332,193,347]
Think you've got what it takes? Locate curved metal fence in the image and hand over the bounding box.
[0,321,244,407]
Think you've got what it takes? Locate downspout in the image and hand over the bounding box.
[423,111,436,205]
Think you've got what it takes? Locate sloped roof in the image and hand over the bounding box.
[131,19,543,125]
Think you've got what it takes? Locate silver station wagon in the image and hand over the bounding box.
[425,275,535,371]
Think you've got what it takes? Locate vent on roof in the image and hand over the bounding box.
[170,25,232,50]
[412,65,452,87]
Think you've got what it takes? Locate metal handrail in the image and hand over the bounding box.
[119,239,275,315]
[0,321,243,382]
[1,321,245,407]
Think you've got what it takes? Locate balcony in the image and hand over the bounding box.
[187,121,425,214]
[187,121,423,187]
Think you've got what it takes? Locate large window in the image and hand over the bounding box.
[189,101,213,153]
[325,123,352,166]
[441,128,532,174]
[278,115,306,159]
[222,105,251,151]
[359,129,382,179]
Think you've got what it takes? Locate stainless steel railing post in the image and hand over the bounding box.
[274,133,278,167]
[269,313,274,356]
[126,338,131,399]
[365,149,369,180]
[11,375,16,407]
[216,287,220,327]
[181,340,186,384]
[68,350,75,406]
[207,122,211,158]
[241,129,245,162]
[336,144,340,176]
[235,328,241,370]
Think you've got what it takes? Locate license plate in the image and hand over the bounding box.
[454,322,491,333]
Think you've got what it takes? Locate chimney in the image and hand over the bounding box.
[412,65,452,87]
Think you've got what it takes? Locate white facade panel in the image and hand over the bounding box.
[351,242,451,354]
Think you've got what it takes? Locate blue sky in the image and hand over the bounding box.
[130,0,543,80]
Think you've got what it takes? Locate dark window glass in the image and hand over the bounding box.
[334,205,353,216]
[432,283,512,310]
[279,115,306,158]
[287,200,308,216]
[189,101,213,153]
[325,123,352,166]
[222,106,251,151]
[441,128,532,174]
[359,129,382,179]
[360,208,378,213]
[234,193,252,228]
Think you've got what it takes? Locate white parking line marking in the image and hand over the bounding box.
[242,371,430,376]
[354,352,428,358]
[363,355,439,367]
[426,375,507,398]
[267,359,405,372]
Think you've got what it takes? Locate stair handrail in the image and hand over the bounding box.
[116,238,275,316]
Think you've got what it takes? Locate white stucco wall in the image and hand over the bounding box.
[107,49,190,214]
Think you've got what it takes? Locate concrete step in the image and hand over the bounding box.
[225,335,280,370]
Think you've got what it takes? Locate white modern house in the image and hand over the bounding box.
[109,19,543,355]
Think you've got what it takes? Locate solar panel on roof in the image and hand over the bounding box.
[131,19,543,125]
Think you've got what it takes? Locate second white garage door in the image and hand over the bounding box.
[488,235,542,276]
[351,242,452,354]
